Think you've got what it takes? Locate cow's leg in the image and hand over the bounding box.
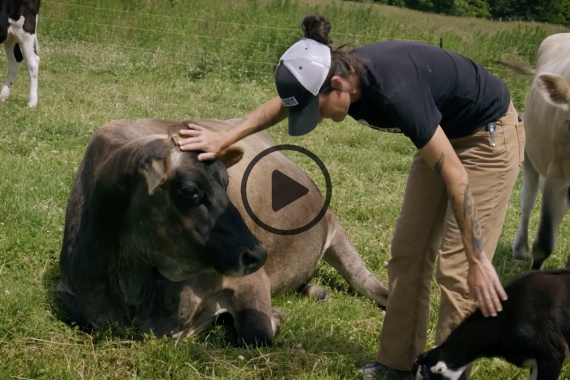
[530,160,570,270]
[227,270,286,347]
[18,31,40,107]
[0,37,23,103]
[322,212,389,309]
[57,289,90,330]
[512,150,540,260]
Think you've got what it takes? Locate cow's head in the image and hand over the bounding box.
[122,133,266,280]
[412,346,469,380]
[536,73,570,112]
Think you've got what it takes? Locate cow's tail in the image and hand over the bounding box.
[495,60,536,76]
[322,211,389,309]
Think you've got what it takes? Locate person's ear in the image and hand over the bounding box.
[330,76,344,91]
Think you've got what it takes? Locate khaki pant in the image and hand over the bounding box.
[377,100,525,379]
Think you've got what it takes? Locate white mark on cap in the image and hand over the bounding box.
[282,97,299,107]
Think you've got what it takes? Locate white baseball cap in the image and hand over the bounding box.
[274,38,332,136]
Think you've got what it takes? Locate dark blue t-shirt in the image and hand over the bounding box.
[347,40,511,149]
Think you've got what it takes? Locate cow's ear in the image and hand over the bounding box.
[139,155,172,195]
[536,73,570,111]
[218,146,244,169]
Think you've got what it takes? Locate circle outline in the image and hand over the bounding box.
[240,144,332,236]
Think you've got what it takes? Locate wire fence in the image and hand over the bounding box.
[34,0,532,80]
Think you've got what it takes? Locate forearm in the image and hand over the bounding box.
[446,173,484,265]
[222,96,288,148]
[420,127,485,265]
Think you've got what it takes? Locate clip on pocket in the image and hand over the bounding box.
[486,123,496,147]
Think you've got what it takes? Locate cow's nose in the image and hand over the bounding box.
[240,242,267,275]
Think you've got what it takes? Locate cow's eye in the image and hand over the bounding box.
[180,186,200,200]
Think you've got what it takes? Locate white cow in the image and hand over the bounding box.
[498,33,570,270]
[1,0,41,107]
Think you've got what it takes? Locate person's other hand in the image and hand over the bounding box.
[178,123,227,161]
[467,255,508,317]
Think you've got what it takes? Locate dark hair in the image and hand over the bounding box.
[301,13,367,95]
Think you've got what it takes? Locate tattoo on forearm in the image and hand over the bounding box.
[448,180,484,256]
[434,153,444,176]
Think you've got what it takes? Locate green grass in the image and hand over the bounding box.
[1,0,570,379]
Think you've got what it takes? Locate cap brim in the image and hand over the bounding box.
[287,95,320,136]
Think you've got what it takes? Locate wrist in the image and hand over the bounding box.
[466,252,485,266]
[219,131,233,151]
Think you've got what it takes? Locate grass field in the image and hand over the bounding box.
[1,0,570,379]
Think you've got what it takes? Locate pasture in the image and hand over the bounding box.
[1,0,570,378]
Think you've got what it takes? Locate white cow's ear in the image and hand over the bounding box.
[536,73,570,111]
[218,146,244,169]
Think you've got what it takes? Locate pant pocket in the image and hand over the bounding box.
[515,121,525,166]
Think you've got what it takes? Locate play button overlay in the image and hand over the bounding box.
[272,169,309,212]
[241,144,332,236]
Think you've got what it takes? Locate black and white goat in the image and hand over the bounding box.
[1,0,41,107]
[412,269,570,380]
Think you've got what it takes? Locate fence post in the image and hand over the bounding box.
[440,38,443,49]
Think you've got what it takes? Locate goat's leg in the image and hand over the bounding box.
[512,150,540,261]
[534,357,562,380]
[1,37,23,103]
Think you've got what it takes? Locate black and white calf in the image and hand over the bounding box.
[1,0,41,107]
[412,269,570,380]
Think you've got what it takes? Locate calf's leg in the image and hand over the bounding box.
[535,357,562,380]
[530,159,570,270]
[1,38,23,103]
[512,150,540,261]
[18,32,40,107]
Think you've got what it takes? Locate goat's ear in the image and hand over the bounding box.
[433,362,447,373]
[536,73,570,111]
[218,146,244,169]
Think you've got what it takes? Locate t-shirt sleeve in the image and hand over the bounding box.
[383,82,442,149]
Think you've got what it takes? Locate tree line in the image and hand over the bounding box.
[345,0,569,26]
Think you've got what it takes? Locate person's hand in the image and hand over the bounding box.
[467,254,508,317]
[178,123,227,161]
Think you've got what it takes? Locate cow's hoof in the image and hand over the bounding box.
[299,284,328,302]
[28,100,37,108]
[271,307,287,335]
[0,87,9,102]
[511,241,529,261]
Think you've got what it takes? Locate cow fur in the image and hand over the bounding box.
[496,33,570,270]
[0,0,40,107]
[412,269,570,380]
[57,117,389,347]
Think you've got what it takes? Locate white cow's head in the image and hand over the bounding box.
[536,73,570,112]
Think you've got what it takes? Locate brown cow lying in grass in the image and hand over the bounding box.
[57,117,389,346]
